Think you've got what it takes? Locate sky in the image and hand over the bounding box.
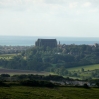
[0,0,99,37]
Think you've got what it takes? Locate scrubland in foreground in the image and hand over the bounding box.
[0,86,99,99]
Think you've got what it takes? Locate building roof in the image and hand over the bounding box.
[37,39,57,42]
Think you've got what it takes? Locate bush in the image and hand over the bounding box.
[0,81,10,87]
[0,74,10,77]
[20,80,55,88]
[83,83,90,89]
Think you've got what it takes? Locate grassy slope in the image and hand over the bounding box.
[67,64,99,71]
[0,86,99,99]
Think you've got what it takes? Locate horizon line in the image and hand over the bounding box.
[0,35,99,38]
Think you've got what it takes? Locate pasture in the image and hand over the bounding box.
[0,68,50,75]
[67,64,99,71]
[0,54,17,60]
[0,86,99,99]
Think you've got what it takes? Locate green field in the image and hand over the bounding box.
[0,68,50,76]
[0,86,99,99]
[67,64,99,71]
[0,54,17,60]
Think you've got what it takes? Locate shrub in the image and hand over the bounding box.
[83,83,90,89]
[20,80,55,88]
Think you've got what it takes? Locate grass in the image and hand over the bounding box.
[0,86,99,99]
[0,68,50,76]
[65,64,99,79]
[0,54,17,60]
[67,64,99,71]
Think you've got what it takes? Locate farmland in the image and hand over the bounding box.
[0,52,99,80]
[67,64,99,71]
[0,54,17,60]
[65,64,99,80]
[0,68,50,75]
[0,86,99,99]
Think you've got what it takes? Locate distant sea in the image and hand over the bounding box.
[0,36,99,46]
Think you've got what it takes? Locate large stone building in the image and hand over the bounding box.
[35,39,57,48]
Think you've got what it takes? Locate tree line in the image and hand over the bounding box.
[0,44,99,75]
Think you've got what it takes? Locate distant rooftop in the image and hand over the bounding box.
[35,39,57,47]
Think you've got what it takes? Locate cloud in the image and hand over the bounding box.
[0,0,98,18]
[89,8,99,13]
[44,0,66,5]
[69,2,78,9]
[0,0,99,37]
[82,2,92,7]
[0,0,98,12]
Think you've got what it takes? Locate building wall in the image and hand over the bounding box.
[35,39,57,48]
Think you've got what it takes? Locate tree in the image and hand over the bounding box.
[1,74,10,77]
[81,68,84,72]
[83,83,90,89]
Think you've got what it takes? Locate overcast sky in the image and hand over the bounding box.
[0,0,99,37]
